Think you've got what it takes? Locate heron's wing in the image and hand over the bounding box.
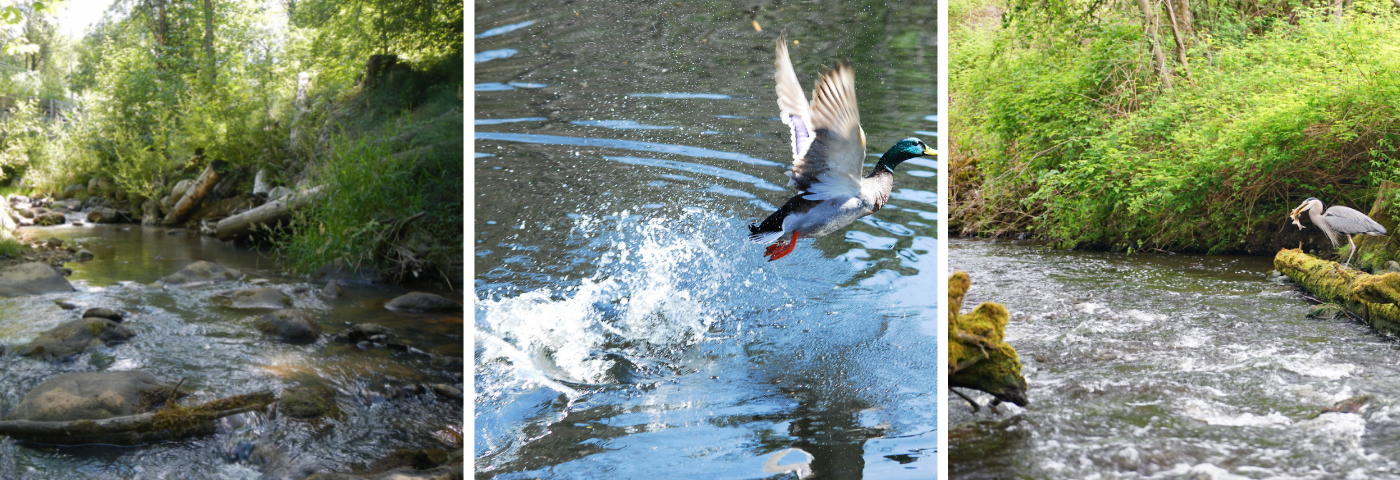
[789,61,864,201]
[775,33,814,164]
[1324,206,1388,235]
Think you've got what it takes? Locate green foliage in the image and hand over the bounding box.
[954,0,1400,252]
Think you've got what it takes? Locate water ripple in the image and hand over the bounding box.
[603,156,783,191]
[477,20,537,39]
[475,49,519,63]
[476,132,782,166]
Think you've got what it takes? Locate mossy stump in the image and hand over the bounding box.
[1275,248,1400,335]
[948,272,1028,406]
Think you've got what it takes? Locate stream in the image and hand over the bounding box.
[0,223,463,479]
[474,0,939,478]
[949,238,1400,479]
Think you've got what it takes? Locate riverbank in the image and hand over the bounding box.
[950,0,1400,255]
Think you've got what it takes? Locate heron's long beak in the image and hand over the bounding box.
[923,146,938,156]
[1289,202,1308,217]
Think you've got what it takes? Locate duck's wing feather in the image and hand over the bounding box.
[789,60,864,201]
[775,33,814,164]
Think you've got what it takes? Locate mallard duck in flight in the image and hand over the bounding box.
[748,33,937,261]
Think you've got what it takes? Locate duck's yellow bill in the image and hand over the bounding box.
[923,146,938,156]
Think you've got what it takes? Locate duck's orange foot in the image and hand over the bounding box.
[764,232,800,262]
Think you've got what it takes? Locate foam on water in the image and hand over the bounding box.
[476,213,729,387]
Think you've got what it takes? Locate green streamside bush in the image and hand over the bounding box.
[954,6,1400,252]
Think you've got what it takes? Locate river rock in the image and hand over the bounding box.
[0,262,74,296]
[160,261,241,287]
[54,299,79,310]
[429,356,463,371]
[321,280,341,299]
[14,318,135,361]
[56,198,82,210]
[254,309,321,343]
[141,198,161,225]
[83,307,123,323]
[34,211,66,226]
[75,249,94,261]
[431,384,462,400]
[3,371,174,422]
[385,292,461,313]
[280,385,338,419]
[229,288,293,309]
[61,184,84,199]
[87,207,122,224]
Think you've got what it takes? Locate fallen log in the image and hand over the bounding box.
[0,390,274,446]
[1275,247,1400,335]
[162,160,225,226]
[948,271,1029,409]
[215,186,324,240]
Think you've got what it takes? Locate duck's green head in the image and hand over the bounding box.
[877,137,936,170]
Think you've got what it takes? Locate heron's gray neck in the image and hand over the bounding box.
[1310,206,1340,246]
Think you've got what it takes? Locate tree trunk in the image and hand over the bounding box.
[1137,0,1172,91]
[162,160,224,226]
[215,186,323,240]
[202,0,215,79]
[0,391,273,446]
[1275,248,1400,336]
[1162,0,1193,83]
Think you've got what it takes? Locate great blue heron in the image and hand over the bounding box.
[1290,197,1387,266]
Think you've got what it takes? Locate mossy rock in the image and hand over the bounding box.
[4,371,174,422]
[280,385,339,419]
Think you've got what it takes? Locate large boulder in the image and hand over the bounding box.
[254,309,321,343]
[228,288,293,309]
[385,292,461,313]
[33,212,66,226]
[0,262,74,297]
[4,371,175,422]
[87,207,124,224]
[160,261,241,287]
[14,317,135,361]
[61,184,84,199]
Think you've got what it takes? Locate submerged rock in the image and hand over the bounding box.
[0,262,74,297]
[75,249,94,261]
[385,292,461,313]
[83,307,124,323]
[280,385,338,419]
[14,317,135,361]
[254,309,322,344]
[1306,304,1347,320]
[3,371,174,422]
[160,261,241,287]
[332,323,388,344]
[228,288,293,309]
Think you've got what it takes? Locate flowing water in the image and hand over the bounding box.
[474,1,938,478]
[949,238,1400,479]
[0,224,463,479]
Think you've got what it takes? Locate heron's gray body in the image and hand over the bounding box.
[1296,197,1386,265]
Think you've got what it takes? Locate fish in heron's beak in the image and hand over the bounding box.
[1289,202,1308,230]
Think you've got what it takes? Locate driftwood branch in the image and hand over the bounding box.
[215,186,323,240]
[0,390,273,446]
[163,160,224,226]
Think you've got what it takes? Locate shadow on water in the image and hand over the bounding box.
[476,0,937,478]
[0,224,463,479]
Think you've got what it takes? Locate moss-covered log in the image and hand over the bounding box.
[949,272,1029,406]
[1275,248,1400,335]
[0,390,273,446]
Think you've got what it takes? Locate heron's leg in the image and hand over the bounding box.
[1346,234,1357,266]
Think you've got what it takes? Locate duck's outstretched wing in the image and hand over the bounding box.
[788,60,864,201]
[775,32,814,163]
